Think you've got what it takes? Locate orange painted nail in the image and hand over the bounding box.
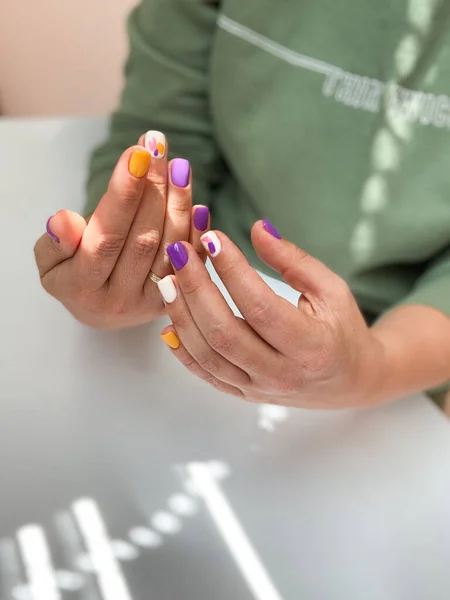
[129,149,151,178]
[161,331,180,350]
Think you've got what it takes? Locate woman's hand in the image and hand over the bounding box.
[157,220,387,408]
[34,131,210,329]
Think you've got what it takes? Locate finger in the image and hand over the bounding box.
[189,205,210,263]
[145,158,193,290]
[34,210,87,278]
[157,275,251,388]
[163,243,277,371]
[72,144,151,289]
[160,326,244,398]
[110,132,169,292]
[251,220,339,301]
[199,231,312,353]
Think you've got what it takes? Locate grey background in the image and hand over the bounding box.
[1,118,450,599]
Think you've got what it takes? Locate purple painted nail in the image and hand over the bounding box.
[46,216,60,243]
[171,158,190,188]
[262,219,282,240]
[167,242,188,270]
[194,206,210,231]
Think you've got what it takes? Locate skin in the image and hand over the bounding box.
[159,225,450,409]
[34,135,450,409]
[34,135,209,329]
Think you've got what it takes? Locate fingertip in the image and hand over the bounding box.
[46,210,86,250]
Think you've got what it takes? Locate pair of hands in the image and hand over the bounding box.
[34,130,387,408]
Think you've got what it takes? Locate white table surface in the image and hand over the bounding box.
[1,116,450,600]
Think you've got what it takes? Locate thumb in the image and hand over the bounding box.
[251,220,338,299]
[34,210,87,278]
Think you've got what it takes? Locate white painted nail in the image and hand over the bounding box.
[144,130,166,159]
[200,231,222,258]
[157,276,177,304]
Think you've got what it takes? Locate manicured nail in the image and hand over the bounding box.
[194,206,210,231]
[161,331,180,350]
[145,130,166,159]
[262,219,282,239]
[46,216,60,243]
[129,149,151,178]
[200,231,221,257]
[171,158,190,188]
[157,276,177,304]
[166,242,188,270]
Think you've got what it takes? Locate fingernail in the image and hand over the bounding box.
[194,206,210,231]
[129,149,151,178]
[171,158,190,188]
[200,231,221,258]
[157,276,177,304]
[46,216,60,243]
[145,130,166,159]
[161,331,180,349]
[262,219,282,239]
[167,242,188,270]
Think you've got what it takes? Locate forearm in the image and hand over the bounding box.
[371,304,450,402]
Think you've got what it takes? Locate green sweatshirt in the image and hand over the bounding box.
[87,0,450,326]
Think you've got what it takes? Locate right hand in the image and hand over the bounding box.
[34,132,210,329]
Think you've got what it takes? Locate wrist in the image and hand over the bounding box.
[353,333,391,406]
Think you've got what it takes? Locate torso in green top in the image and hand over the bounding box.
[88,0,450,319]
[209,0,450,315]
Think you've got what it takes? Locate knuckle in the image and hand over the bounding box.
[106,299,129,317]
[247,298,272,326]
[336,276,352,300]
[108,178,141,206]
[293,247,310,263]
[131,229,161,258]
[168,194,191,218]
[68,281,102,309]
[207,323,233,354]
[195,351,221,375]
[181,277,204,298]
[171,313,190,331]
[34,237,62,272]
[203,372,219,387]
[178,352,198,371]
[95,232,127,260]
[216,259,241,281]
[275,377,296,395]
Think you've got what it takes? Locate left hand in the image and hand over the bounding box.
[157,220,387,408]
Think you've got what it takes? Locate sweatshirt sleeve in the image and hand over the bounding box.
[397,246,450,318]
[395,247,450,399]
[85,0,223,215]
